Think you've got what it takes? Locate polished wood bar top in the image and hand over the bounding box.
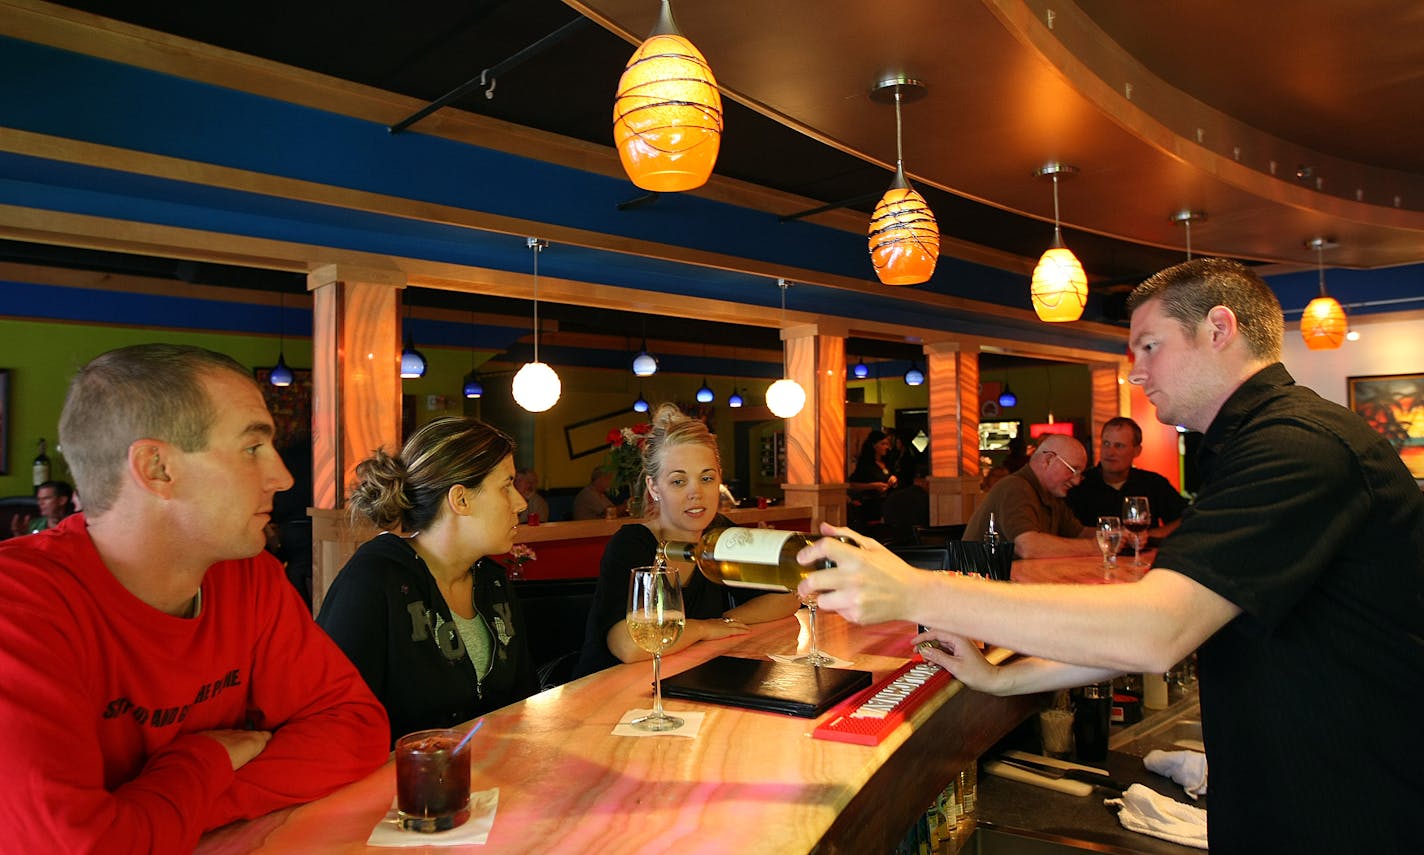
[196,611,1035,855]
[1012,551,1155,585]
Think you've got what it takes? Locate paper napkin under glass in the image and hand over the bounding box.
[612,708,705,737]
[367,787,499,847]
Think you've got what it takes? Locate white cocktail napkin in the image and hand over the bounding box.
[768,652,856,668]
[611,708,705,737]
[367,787,499,847]
[1144,748,1208,798]
[1104,783,1207,849]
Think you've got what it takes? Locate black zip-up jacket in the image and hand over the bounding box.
[317,532,538,747]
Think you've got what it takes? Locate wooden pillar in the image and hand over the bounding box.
[924,340,982,526]
[780,322,848,529]
[1089,362,1124,448]
[307,263,404,613]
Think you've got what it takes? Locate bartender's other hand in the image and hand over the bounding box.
[701,617,749,640]
[912,630,1002,694]
[796,522,921,625]
[203,728,273,771]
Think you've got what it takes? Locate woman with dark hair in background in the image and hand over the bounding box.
[847,429,896,528]
[573,404,799,677]
[317,417,538,746]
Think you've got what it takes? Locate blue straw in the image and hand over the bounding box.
[451,717,485,754]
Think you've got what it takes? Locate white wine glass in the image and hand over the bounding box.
[1122,496,1151,568]
[798,586,834,668]
[1095,515,1123,578]
[626,563,686,732]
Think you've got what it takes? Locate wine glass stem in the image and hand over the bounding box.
[651,652,664,717]
[808,602,820,659]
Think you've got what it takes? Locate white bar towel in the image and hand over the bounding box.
[1104,783,1208,849]
[1144,748,1208,799]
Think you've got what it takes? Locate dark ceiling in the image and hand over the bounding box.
[18,0,1424,350]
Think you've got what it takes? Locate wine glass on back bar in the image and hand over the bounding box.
[626,562,686,731]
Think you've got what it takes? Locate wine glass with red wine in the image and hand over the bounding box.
[1121,496,1151,568]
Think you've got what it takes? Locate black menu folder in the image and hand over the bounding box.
[660,655,873,718]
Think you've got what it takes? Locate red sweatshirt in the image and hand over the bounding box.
[0,515,390,854]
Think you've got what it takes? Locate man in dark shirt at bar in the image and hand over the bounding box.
[1067,416,1188,535]
[800,258,1424,855]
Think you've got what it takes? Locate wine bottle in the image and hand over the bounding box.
[660,527,829,592]
[33,437,51,488]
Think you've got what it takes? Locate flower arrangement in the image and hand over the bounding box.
[605,422,651,497]
[506,543,537,580]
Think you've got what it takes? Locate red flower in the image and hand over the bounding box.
[631,423,651,435]
[607,428,623,445]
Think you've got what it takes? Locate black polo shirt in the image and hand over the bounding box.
[1154,363,1424,854]
[1066,465,1189,527]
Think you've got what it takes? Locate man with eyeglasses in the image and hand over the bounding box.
[1067,416,1189,535]
[963,433,1100,559]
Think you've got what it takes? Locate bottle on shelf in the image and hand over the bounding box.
[659,526,830,592]
[33,437,51,488]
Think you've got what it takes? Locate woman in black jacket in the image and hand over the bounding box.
[318,417,538,746]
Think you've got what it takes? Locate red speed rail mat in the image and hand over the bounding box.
[812,660,948,745]
[812,647,1014,746]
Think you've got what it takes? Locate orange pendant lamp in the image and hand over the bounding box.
[868,77,938,285]
[1301,237,1347,350]
[1030,163,1088,322]
[613,0,723,192]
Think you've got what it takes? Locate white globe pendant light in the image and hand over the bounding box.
[513,237,561,413]
[765,278,805,418]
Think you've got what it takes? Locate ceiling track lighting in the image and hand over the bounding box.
[1170,210,1206,261]
[1030,163,1088,322]
[765,278,807,418]
[269,292,294,387]
[1301,237,1347,350]
[867,76,939,286]
[613,0,722,192]
[400,298,427,379]
[512,237,562,412]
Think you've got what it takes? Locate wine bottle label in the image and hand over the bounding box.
[709,527,793,564]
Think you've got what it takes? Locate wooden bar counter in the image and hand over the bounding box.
[197,610,1037,855]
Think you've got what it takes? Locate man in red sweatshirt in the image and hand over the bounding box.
[0,343,389,853]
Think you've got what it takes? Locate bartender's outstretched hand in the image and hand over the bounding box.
[911,630,1004,695]
[796,522,925,626]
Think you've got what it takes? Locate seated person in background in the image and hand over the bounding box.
[0,344,388,853]
[572,466,621,520]
[515,467,550,524]
[964,434,1099,559]
[1067,416,1189,536]
[12,479,75,535]
[847,429,896,527]
[1000,435,1031,473]
[318,417,539,747]
[573,403,800,677]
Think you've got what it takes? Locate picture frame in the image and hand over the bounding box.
[253,366,313,452]
[1346,372,1424,479]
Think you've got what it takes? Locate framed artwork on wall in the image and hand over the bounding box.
[1346,372,1424,479]
[253,367,312,452]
